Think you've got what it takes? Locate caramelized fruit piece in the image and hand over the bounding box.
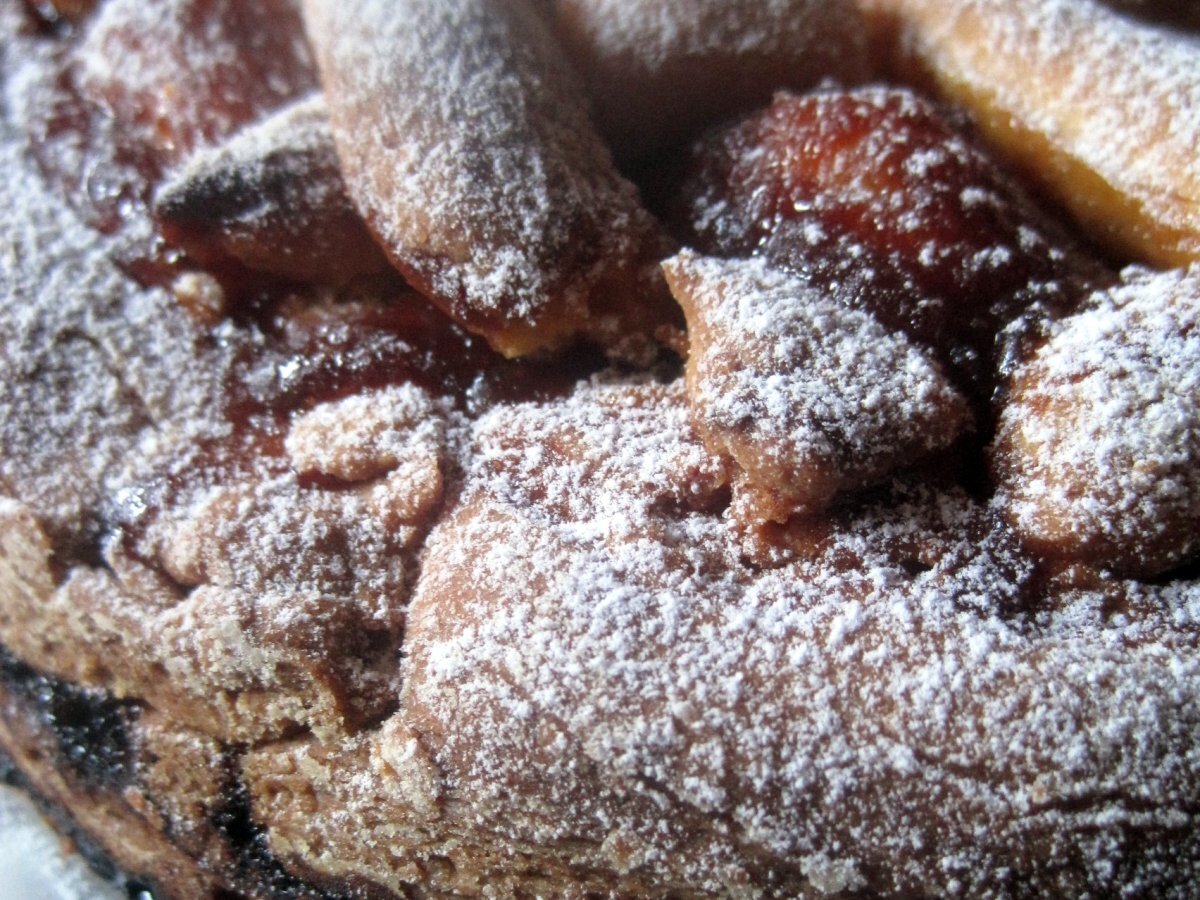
[154,95,388,286]
[674,86,1107,397]
[75,0,318,169]
[861,0,1200,268]
[664,251,969,524]
[247,287,607,424]
[303,0,678,358]
[545,0,869,163]
[992,265,1200,577]
[24,0,321,284]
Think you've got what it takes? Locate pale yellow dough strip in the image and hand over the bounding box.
[863,0,1200,267]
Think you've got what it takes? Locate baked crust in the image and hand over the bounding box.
[3,0,1200,897]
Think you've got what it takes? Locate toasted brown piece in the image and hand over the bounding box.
[673,86,1106,396]
[154,95,389,286]
[302,0,678,358]
[0,382,445,743]
[665,251,970,524]
[861,0,1200,268]
[545,0,869,163]
[992,265,1200,577]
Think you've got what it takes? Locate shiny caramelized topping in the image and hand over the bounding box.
[673,87,1109,395]
[20,0,322,284]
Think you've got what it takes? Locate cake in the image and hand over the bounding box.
[2,0,1199,896]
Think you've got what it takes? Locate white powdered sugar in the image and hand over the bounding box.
[302,0,662,346]
[0,785,125,900]
[0,52,232,545]
[882,0,1200,264]
[545,0,868,161]
[76,0,318,162]
[398,379,1200,895]
[995,265,1200,574]
[666,251,969,516]
[1,1,1199,896]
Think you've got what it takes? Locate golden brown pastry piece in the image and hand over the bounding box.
[544,0,869,163]
[861,0,1200,268]
[153,95,389,287]
[303,0,677,358]
[992,265,1200,577]
[247,381,1200,897]
[3,0,1200,897]
[74,0,318,170]
[664,251,970,525]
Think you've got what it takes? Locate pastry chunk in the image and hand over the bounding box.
[674,86,1105,395]
[545,0,868,162]
[303,0,677,357]
[993,265,1200,576]
[664,251,969,523]
[23,0,321,279]
[4,1,1200,897]
[862,0,1200,267]
[153,95,388,286]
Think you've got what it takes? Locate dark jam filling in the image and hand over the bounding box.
[0,646,138,791]
[211,750,372,900]
[0,649,372,899]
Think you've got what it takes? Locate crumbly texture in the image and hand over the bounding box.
[2,0,1200,898]
[993,265,1200,576]
[153,94,388,286]
[248,380,1200,897]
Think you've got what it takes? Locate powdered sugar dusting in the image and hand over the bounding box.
[666,252,970,519]
[555,0,837,71]
[1,1,1199,895]
[994,265,1200,574]
[0,35,233,547]
[882,0,1200,264]
[400,380,1200,894]
[303,0,669,352]
[76,0,317,164]
[156,93,341,223]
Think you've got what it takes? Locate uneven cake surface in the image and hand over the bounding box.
[2,0,1200,898]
